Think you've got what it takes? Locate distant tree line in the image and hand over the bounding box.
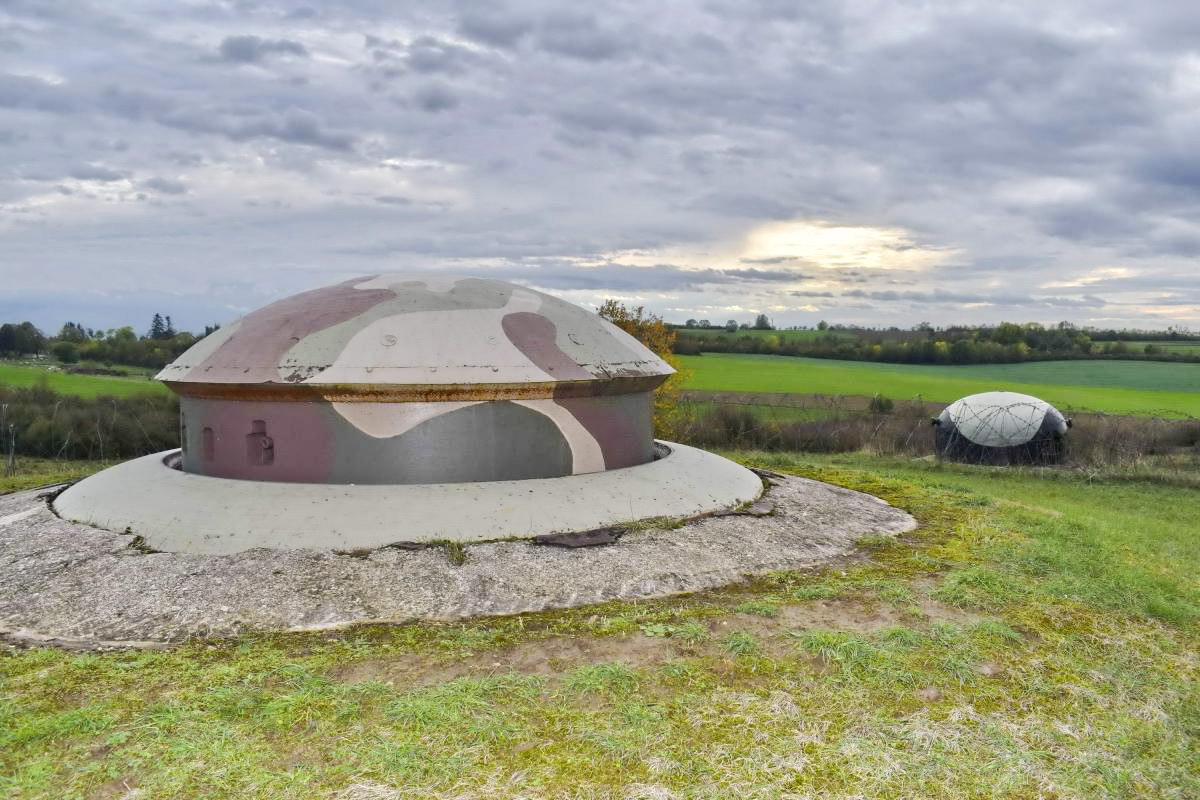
[1087,325,1196,343]
[684,314,776,332]
[0,322,47,358]
[0,315,220,369]
[674,321,1200,365]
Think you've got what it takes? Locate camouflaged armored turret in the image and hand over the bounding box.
[158,275,674,484]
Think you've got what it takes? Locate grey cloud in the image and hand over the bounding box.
[689,192,795,220]
[364,34,478,77]
[96,85,173,119]
[413,84,459,113]
[163,150,205,166]
[217,35,308,63]
[508,263,808,292]
[68,163,126,182]
[93,82,356,150]
[1152,231,1200,258]
[1036,203,1143,244]
[1134,150,1200,191]
[234,110,353,149]
[536,12,631,61]
[556,105,660,139]
[406,36,474,74]
[158,106,355,150]
[141,176,187,194]
[721,268,809,282]
[457,8,533,49]
[834,289,1107,309]
[0,72,74,111]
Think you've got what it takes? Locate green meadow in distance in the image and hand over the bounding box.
[679,353,1200,417]
[1125,341,1200,355]
[0,363,169,399]
[4,354,1199,416]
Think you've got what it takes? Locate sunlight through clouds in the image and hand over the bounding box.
[740,220,959,272]
[1041,267,1135,289]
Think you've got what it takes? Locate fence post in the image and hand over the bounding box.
[5,423,14,477]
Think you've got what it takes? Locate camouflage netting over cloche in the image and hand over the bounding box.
[933,390,1071,465]
[157,275,674,484]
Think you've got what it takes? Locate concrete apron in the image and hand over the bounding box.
[1,469,917,648]
[53,442,764,554]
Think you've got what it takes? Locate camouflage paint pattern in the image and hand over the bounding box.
[158,276,671,387]
[178,393,654,483]
[163,276,671,484]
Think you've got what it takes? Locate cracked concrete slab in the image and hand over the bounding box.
[0,474,916,648]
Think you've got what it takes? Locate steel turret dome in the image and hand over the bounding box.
[156,275,673,394]
[154,275,675,485]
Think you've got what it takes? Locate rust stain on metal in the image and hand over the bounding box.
[163,374,668,403]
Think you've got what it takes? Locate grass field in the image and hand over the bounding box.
[0,362,167,398]
[680,354,1200,417]
[1126,341,1200,355]
[3,454,1197,799]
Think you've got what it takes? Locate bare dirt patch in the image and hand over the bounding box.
[919,598,983,624]
[87,777,141,800]
[714,599,909,641]
[332,633,677,686]
[330,595,992,687]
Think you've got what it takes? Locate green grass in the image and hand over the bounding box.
[0,362,167,398]
[3,453,1199,798]
[0,458,105,493]
[680,353,1200,417]
[1126,340,1200,355]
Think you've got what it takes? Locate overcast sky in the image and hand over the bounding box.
[2,1,1198,334]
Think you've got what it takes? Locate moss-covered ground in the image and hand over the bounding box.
[2,454,1197,799]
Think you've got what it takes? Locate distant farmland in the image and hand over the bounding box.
[679,353,1200,417]
[0,362,168,398]
[6,353,1198,417]
[1125,341,1200,355]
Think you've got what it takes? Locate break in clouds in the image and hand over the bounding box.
[1,0,1198,332]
